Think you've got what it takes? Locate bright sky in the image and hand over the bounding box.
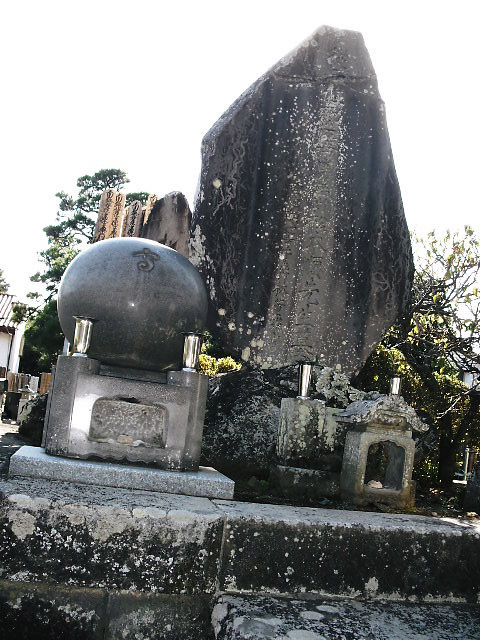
[1,0,478,301]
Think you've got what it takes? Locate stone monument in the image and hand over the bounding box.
[191,25,413,377]
[10,237,234,498]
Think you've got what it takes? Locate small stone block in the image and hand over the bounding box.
[9,446,234,499]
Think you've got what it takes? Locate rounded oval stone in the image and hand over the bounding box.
[58,237,208,371]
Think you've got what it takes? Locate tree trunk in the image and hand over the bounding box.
[438,421,456,488]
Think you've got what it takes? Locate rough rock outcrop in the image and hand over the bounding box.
[140,191,191,258]
[191,25,413,376]
[17,394,48,446]
[201,365,363,476]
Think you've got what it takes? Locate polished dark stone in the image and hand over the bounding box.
[191,26,413,376]
[57,237,208,371]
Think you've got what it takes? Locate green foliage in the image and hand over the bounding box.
[198,354,242,377]
[356,227,480,486]
[0,268,8,293]
[198,334,242,376]
[18,300,64,376]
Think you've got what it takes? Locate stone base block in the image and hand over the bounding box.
[9,446,234,499]
[270,464,340,499]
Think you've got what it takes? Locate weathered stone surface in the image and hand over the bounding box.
[201,368,292,476]
[16,393,48,446]
[277,398,345,467]
[1,476,479,608]
[0,477,223,593]
[212,594,480,640]
[191,25,413,375]
[270,464,340,499]
[202,367,351,476]
[105,592,214,640]
[339,393,426,508]
[0,580,106,639]
[0,579,215,639]
[10,446,234,499]
[140,192,191,258]
[215,500,480,602]
[338,392,428,432]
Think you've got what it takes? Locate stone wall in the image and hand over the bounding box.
[0,474,479,638]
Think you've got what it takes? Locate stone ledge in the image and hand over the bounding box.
[9,446,234,499]
[1,476,479,603]
[212,594,480,640]
[214,500,480,603]
[0,476,223,594]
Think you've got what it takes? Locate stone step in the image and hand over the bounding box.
[212,594,480,640]
[0,472,479,604]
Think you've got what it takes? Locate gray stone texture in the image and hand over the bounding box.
[202,367,348,477]
[0,476,224,593]
[191,25,413,375]
[214,500,480,602]
[10,446,235,499]
[105,592,214,640]
[43,357,209,471]
[277,398,344,467]
[0,580,106,640]
[0,475,480,608]
[140,191,191,259]
[57,237,208,372]
[212,594,480,640]
[0,580,215,640]
[16,393,48,446]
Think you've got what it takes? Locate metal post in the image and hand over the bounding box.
[297,362,313,399]
[71,316,94,357]
[182,333,203,371]
[389,376,402,396]
[463,447,470,482]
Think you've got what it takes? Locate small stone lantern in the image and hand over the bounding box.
[339,392,428,508]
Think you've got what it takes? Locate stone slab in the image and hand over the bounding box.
[212,594,480,640]
[0,476,223,593]
[214,500,480,603]
[9,446,235,499]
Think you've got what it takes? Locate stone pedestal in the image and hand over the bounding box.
[277,397,327,465]
[43,355,209,471]
[274,398,344,499]
[9,446,234,499]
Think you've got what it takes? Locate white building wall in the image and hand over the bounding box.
[8,323,25,373]
[0,333,12,370]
